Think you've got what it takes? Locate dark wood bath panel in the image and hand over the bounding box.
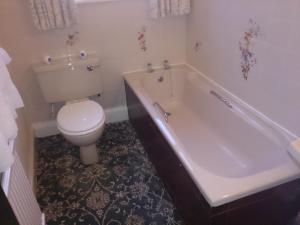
[125,81,300,225]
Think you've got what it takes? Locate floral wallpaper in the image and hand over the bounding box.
[194,41,202,53]
[66,31,80,47]
[239,19,261,80]
[138,26,147,52]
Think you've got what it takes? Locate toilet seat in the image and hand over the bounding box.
[57,100,105,135]
[58,119,105,136]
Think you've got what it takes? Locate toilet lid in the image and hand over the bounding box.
[57,100,105,134]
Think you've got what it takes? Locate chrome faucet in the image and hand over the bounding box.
[163,60,171,70]
[147,63,154,73]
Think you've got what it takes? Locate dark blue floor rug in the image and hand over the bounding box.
[36,121,185,225]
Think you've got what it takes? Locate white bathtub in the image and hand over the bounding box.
[123,64,300,206]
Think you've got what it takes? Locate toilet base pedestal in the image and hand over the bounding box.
[80,144,99,165]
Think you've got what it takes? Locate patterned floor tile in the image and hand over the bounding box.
[36,121,185,225]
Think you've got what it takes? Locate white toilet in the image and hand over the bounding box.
[33,55,105,165]
[57,99,105,164]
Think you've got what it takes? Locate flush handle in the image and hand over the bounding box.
[87,64,100,72]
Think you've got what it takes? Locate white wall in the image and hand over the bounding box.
[0,0,187,125]
[187,0,300,136]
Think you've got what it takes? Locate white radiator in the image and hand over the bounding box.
[2,142,44,225]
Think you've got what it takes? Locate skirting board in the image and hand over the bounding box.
[104,106,128,124]
[32,120,59,138]
[32,106,129,138]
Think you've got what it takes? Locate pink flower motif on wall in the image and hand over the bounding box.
[194,41,202,53]
[239,19,261,80]
[66,31,79,47]
[138,26,147,52]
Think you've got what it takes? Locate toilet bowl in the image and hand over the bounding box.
[57,99,105,165]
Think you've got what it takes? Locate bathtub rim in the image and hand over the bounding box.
[123,64,300,206]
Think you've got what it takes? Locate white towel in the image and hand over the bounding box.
[149,0,191,18]
[0,48,12,65]
[0,94,19,141]
[0,134,14,173]
[0,54,24,115]
[0,48,24,173]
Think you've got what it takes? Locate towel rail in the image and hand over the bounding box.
[210,90,233,109]
[153,102,172,123]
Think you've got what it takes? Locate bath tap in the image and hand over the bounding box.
[163,60,171,70]
[147,63,154,73]
[153,102,172,123]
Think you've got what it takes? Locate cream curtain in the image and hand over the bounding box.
[29,0,78,30]
[149,0,191,18]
